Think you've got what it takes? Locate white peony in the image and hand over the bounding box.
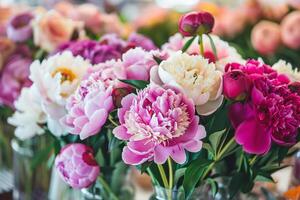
[162,33,244,72]
[151,51,223,116]
[8,85,46,140]
[272,60,300,82]
[29,51,90,136]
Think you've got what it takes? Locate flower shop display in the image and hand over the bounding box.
[3,1,300,200]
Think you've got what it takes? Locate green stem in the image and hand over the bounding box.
[108,115,119,127]
[249,155,258,166]
[198,34,204,56]
[202,138,236,180]
[157,164,169,188]
[98,176,119,200]
[167,158,174,199]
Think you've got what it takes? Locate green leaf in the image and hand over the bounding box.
[206,178,218,198]
[207,34,218,59]
[111,162,128,194]
[119,79,149,90]
[182,36,196,52]
[229,172,245,198]
[174,168,186,185]
[209,129,226,154]
[31,143,53,170]
[255,174,274,183]
[183,158,213,198]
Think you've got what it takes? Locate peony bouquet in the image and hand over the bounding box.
[7,8,300,200]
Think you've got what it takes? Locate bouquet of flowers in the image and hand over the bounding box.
[8,8,300,200]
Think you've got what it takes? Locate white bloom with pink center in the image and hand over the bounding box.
[151,51,223,116]
[162,33,244,72]
[113,85,206,165]
[272,60,300,82]
[29,51,90,136]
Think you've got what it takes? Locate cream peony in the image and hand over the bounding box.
[8,85,46,140]
[151,51,223,115]
[162,33,244,72]
[32,10,85,52]
[29,51,90,136]
[272,60,300,82]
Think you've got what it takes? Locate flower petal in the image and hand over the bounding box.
[196,95,224,116]
[235,119,271,154]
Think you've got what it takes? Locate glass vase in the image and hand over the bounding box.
[80,167,134,200]
[11,136,51,200]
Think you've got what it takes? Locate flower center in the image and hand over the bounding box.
[52,67,77,83]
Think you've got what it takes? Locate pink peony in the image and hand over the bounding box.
[7,12,33,42]
[122,47,157,81]
[60,61,126,140]
[228,60,300,154]
[281,11,300,50]
[251,21,281,55]
[55,143,100,189]
[113,85,206,165]
[0,46,32,108]
[179,11,214,36]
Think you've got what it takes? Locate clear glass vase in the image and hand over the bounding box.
[11,137,51,200]
[80,167,135,200]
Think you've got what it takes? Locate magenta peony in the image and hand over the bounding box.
[7,12,33,42]
[0,46,32,108]
[56,36,124,65]
[227,60,300,154]
[113,85,206,165]
[127,33,157,51]
[179,11,214,36]
[223,70,251,100]
[55,143,100,189]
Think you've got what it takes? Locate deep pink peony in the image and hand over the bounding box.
[60,61,127,140]
[55,143,100,189]
[113,85,206,165]
[179,11,214,36]
[223,70,251,100]
[0,46,32,108]
[227,60,300,154]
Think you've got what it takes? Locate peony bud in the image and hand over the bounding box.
[179,11,214,37]
[7,12,33,42]
[223,70,250,100]
[55,144,100,189]
[281,11,300,50]
[112,87,132,108]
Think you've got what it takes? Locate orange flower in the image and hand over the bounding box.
[284,186,300,200]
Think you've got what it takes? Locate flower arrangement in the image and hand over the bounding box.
[5,4,300,200]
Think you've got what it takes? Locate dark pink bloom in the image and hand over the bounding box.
[127,33,157,51]
[228,60,300,154]
[55,143,100,189]
[7,12,33,42]
[179,11,214,36]
[223,70,251,100]
[0,46,32,108]
[113,85,206,165]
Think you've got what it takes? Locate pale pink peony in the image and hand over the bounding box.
[281,11,300,50]
[113,85,206,165]
[55,143,100,189]
[122,47,157,81]
[61,60,127,140]
[251,21,281,55]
